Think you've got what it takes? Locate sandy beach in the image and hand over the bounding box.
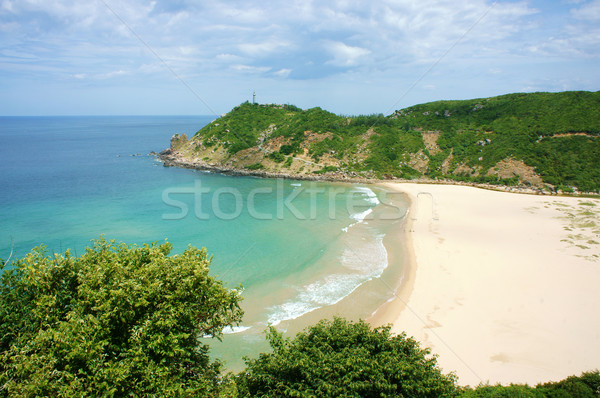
[371,183,600,387]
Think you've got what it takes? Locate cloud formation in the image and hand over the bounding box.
[0,0,598,114]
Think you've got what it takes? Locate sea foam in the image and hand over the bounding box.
[343,186,379,232]
[353,186,380,205]
[267,234,388,326]
[222,325,252,334]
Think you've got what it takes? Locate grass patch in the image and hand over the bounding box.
[313,165,339,174]
[246,163,264,170]
[576,221,597,228]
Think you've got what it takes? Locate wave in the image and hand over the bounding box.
[353,186,380,205]
[351,207,373,222]
[267,235,388,326]
[343,187,379,232]
[267,274,365,326]
[340,234,388,275]
[222,325,252,334]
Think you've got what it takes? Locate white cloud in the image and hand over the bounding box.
[571,0,600,20]
[215,53,242,62]
[375,0,538,62]
[99,69,128,79]
[69,69,129,80]
[325,41,370,67]
[525,1,600,58]
[231,64,271,73]
[1,0,15,12]
[274,68,292,78]
[0,49,37,59]
[217,3,267,24]
[238,40,291,57]
[0,0,598,115]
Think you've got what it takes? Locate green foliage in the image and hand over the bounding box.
[536,370,600,397]
[396,91,600,191]
[458,370,600,397]
[268,151,286,163]
[0,239,243,397]
[460,384,545,397]
[362,125,425,178]
[313,165,339,174]
[236,318,457,397]
[526,135,600,192]
[283,104,302,112]
[245,163,264,170]
[195,102,302,154]
[3,236,599,397]
[192,91,600,191]
[309,135,347,159]
[349,113,393,128]
[279,144,295,155]
[397,91,600,136]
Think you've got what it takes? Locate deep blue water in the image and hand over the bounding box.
[1,116,213,258]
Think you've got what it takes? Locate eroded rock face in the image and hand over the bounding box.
[170,133,189,151]
[421,131,441,155]
[487,158,544,186]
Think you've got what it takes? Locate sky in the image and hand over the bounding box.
[0,0,598,116]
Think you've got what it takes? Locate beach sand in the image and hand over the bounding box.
[370,183,600,387]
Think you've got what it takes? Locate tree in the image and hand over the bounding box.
[0,238,243,397]
[236,317,457,397]
[458,370,600,397]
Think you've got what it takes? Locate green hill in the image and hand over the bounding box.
[160,91,600,193]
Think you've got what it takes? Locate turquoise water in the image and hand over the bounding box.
[0,116,407,368]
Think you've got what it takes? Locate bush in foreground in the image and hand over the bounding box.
[1,240,598,397]
[0,239,243,397]
[236,317,457,397]
[459,370,600,397]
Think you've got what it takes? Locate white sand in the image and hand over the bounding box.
[376,183,600,386]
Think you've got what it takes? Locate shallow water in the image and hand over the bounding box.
[0,116,408,369]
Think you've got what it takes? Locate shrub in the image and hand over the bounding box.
[237,318,457,397]
[0,239,243,397]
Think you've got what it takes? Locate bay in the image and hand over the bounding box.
[0,116,407,369]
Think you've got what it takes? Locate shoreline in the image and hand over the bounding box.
[367,187,416,329]
[267,184,411,333]
[377,183,600,386]
[208,183,412,372]
[156,152,600,384]
[154,149,600,198]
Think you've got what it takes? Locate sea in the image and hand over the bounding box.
[0,115,408,369]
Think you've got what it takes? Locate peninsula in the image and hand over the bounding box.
[159,90,600,194]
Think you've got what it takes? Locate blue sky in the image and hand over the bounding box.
[0,0,598,115]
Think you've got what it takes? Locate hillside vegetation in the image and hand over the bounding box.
[162,91,600,193]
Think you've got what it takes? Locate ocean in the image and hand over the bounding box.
[0,116,408,369]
